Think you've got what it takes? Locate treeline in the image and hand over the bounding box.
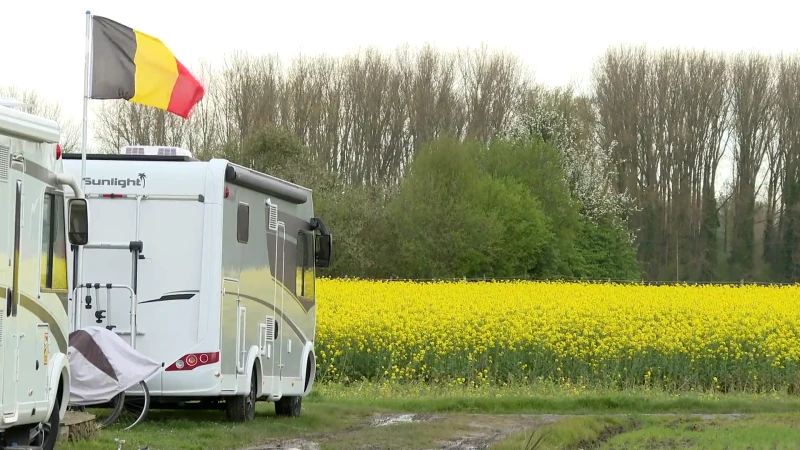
[594,47,800,282]
[0,85,80,151]
[82,44,800,282]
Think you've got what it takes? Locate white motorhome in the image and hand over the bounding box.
[0,100,89,449]
[62,146,331,422]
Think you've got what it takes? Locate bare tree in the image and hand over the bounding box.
[70,43,800,281]
[0,85,81,151]
[729,52,776,279]
[88,45,535,189]
[592,46,730,280]
[775,54,800,280]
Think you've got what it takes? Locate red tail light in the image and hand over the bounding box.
[56,144,62,160]
[165,351,220,371]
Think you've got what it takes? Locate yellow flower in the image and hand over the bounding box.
[315,279,800,392]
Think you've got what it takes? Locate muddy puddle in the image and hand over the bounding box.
[370,413,441,427]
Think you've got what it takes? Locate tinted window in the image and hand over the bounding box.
[295,231,315,299]
[40,193,52,288]
[237,203,249,244]
[41,192,67,290]
[53,193,67,290]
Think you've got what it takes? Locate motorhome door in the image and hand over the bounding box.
[73,193,142,347]
[263,200,284,397]
[2,171,22,417]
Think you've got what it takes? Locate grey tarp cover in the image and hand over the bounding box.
[67,326,160,406]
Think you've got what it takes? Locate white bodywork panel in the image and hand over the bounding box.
[62,155,317,402]
[0,103,72,435]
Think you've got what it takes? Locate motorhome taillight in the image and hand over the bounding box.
[165,351,220,371]
[224,186,230,198]
[56,144,62,160]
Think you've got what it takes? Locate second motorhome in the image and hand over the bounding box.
[63,146,331,422]
[0,99,89,449]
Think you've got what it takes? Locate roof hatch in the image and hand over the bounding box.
[121,145,193,158]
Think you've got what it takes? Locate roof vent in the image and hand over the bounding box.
[267,199,278,231]
[120,145,193,158]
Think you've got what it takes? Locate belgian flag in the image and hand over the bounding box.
[89,15,205,119]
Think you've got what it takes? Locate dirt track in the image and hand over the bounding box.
[237,412,747,450]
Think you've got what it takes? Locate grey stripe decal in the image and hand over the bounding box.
[237,293,309,345]
[278,211,312,235]
[56,292,68,312]
[0,286,68,352]
[22,295,68,353]
[264,234,315,313]
[135,289,309,343]
[139,290,198,304]
[265,211,315,313]
[266,232,297,291]
[11,159,56,186]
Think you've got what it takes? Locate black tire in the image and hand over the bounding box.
[225,371,257,422]
[28,396,61,449]
[40,395,61,450]
[275,396,301,418]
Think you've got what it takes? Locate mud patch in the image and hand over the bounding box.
[239,413,747,450]
[370,413,441,427]
[434,415,558,450]
[240,439,321,450]
[699,413,744,421]
[439,433,504,449]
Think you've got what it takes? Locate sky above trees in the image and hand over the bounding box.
[1,0,798,141]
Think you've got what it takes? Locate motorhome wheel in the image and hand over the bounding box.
[225,372,257,422]
[39,397,61,450]
[275,396,302,418]
[24,396,60,449]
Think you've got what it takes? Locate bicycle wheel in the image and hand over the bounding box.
[81,391,126,429]
[115,380,151,430]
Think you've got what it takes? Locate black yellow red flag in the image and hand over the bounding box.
[90,15,205,118]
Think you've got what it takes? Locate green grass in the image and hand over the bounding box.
[492,416,636,450]
[60,402,380,450]
[59,383,800,450]
[494,414,800,449]
[604,414,800,449]
[313,381,800,414]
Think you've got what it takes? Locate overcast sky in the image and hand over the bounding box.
[2,0,799,188]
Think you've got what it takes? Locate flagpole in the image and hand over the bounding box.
[80,9,92,189]
[75,9,92,332]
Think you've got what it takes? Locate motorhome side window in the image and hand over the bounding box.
[296,230,315,299]
[237,202,249,244]
[40,192,68,291]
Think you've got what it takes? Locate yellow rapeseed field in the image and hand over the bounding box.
[315,278,800,392]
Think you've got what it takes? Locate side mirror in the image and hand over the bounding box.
[68,198,89,246]
[315,234,332,268]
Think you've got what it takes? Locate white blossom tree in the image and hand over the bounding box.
[504,84,638,241]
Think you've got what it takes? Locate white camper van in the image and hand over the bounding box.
[0,100,89,449]
[62,146,331,422]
